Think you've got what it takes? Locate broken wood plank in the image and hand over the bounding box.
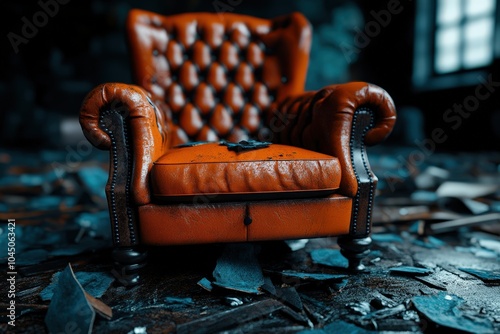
[423,213,500,235]
[176,299,284,334]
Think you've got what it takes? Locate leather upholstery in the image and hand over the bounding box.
[80,83,169,205]
[80,13,396,206]
[78,10,397,251]
[138,194,352,245]
[269,82,396,197]
[126,10,311,147]
[151,143,340,200]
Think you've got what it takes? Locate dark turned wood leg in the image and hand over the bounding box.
[339,108,376,272]
[111,247,148,287]
[338,236,372,271]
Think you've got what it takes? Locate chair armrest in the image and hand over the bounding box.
[270,82,396,197]
[80,83,169,205]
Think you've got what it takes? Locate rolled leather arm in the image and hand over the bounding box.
[270,82,396,197]
[80,83,169,205]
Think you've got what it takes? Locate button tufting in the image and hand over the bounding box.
[130,12,296,144]
[207,63,227,92]
[210,105,233,136]
[235,63,254,91]
[197,125,219,141]
[180,104,203,136]
[241,104,261,133]
[219,41,239,71]
[166,40,184,70]
[252,83,271,110]
[179,61,199,91]
[246,42,264,68]
[192,40,211,71]
[166,84,185,113]
[194,83,216,114]
[230,24,251,48]
[224,83,245,113]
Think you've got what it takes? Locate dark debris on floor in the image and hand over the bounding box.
[0,147,500,333]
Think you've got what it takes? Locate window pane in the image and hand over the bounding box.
[437,0,462,25]
[465,0,495,17]
[435,46,461,73]
[464,17,494,43]
[436,26,461,48]
[463,41,493,68]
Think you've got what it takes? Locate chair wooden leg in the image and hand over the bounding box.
[111,247,147,287]
[338,236,371,271]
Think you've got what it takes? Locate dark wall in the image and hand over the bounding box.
[1,0,498,150]
[1,0,360,148]
[353,0,500,151]
[355,0,416,102]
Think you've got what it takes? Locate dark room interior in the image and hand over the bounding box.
[1,0,499,333]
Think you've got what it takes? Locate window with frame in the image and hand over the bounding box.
[413,0,498,89]
[434,0,496,74]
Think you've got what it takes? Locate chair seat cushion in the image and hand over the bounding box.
[151,143,341,202]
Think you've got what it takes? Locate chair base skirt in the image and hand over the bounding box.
[114,195,374,285]
[138,195,353,245]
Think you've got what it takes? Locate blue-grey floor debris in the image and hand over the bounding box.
[1,148,500,333]
[40,270,115,301]
[211,243,265,294]
[44,265,96,334]
[389,266,433,276]
[310,249,349,268]
[412,292,495,334]
[458,268,500,283]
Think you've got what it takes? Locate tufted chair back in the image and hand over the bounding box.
[126,10,312,147]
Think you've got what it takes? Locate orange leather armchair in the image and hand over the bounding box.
[80,9,396,285]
